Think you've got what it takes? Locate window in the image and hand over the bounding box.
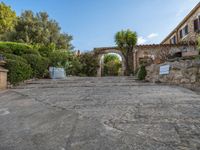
[184,25,189,35]
[194,16,200,32]
[194,19,199,31]
[180,25,188,39]
[170,35,176,44]
[180,30,183,39]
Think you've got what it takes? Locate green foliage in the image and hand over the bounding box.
[0,42,39,56]
[22,54,50,78]
[0,2,17,34]
[1,53,27,64]
[137,65,147,80]
[79,53,99,76]
[48,50,71,67]
[115,29,137,75]
[5,59,32,85]
[104,54,119,63]
[103,54,122,76]
[37,43,56,57]
[4,10,73,50]
[65,57,82,76]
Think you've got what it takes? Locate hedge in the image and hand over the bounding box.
[22,54,50,78]
[2,53,27,64]
[0,42,40,56]
[5,59,32,85]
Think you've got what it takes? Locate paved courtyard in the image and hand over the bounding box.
[0,77,200,150]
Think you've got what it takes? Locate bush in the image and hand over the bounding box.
[48,50,71,67]
[0,42,40,56]
[65,58,82,76]
[22,54,50,78]
[137,65,147,80]
[37,44,55,57]
[5,59,32,85]
[79,53,99,76]
[1,53,27,63]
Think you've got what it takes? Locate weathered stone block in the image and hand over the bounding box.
[146,60,200,86]
[0,67,8,90]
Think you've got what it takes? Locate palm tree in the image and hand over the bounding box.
[115,29,137,75]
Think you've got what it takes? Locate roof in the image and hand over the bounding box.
[161,2,200,44]
[94,47,119,51]
[94,42,196,51]
[134,42,196,48]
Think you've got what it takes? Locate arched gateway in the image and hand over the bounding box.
[94,47,126,77]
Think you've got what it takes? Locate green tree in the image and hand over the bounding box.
[5,10,73,50]
[115,29,137,75]
[103,54,122,76]
[0,2,17,35]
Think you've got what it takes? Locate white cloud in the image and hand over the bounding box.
[137,37,147,45]
[147,33,159,39]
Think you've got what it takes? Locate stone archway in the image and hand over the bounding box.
[94,48,126,77]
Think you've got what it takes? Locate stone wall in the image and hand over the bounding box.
[133,44,197,73]
[146,60,200,90]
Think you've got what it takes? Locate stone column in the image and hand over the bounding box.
[133,50,137,74]
[97,55,103,77]
[0,61,8,90]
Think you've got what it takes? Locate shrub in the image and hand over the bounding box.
[79,53,99,77]
[1,53,27,63]
[65,58,82,76]
[22,54,50,78]
[48,50,71,67]
[137,65,147,80]
[5,59,32,85]
[37,44,55,57]
[0,42,40,56]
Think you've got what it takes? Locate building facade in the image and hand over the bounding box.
[94,2,200,76]
[161,2,200,44]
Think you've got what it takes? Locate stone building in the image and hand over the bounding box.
[94,3,200,76]
[161,2,200,44]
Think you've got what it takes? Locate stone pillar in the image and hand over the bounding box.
[0,61,8,90]
[97,67,101,77]
[133,50,137,74]
[97,55,103,77]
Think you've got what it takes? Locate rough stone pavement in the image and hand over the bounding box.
[0,77,200,150]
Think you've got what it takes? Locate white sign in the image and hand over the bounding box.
[160,65,170,75]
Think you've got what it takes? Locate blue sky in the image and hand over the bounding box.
[1,0,199,51]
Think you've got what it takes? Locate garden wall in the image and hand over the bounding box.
[146,59,200,91]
